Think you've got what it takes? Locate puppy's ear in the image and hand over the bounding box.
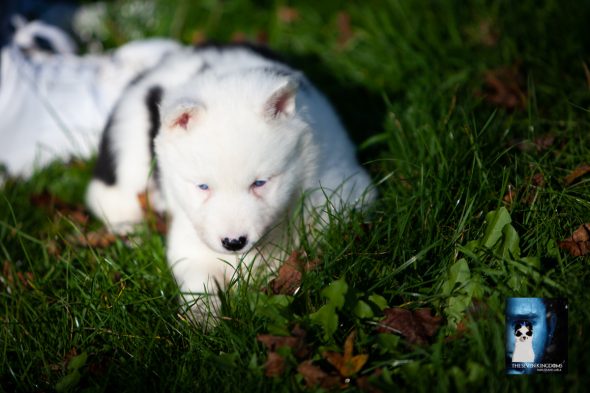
[162,100,204,131]
[264,80,298,120]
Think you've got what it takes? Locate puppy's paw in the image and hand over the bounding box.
[86,179,144,234]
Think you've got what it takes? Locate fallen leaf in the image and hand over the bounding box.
[531,172,545,187]
[258,325,310,377]
[375,307,441,345]
[533,134,556,152]
[277,6,299,23]
[559,224,590,257]
[297,360,341,390]
[67,229,117,248]
[336,11,354,48]
[269,252,301,295]
[322,330,369,377]
[1,260,34,291]
[512,133,556,153]
[564,164,590,186]
[480,65,527,110]
[263,352,286,377]
[413,308,443,337]
[268,251,319,295]
[257,324,309,359]
[30,189,89,226]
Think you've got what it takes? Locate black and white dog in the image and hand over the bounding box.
[512,321,534,362]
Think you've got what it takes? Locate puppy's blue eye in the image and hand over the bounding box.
[252,180,267,188]
[197,184,209,191]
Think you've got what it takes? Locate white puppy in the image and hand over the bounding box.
[86,44,376,318]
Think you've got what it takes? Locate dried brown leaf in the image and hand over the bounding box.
[322,330,369,377]
[30,189,89,225]
[257,324,309,359]
[277,6,299,23]
[68,229,117,248]
[413,308,443,337]
[512,134,555,153]
[268,251,319,295]
[270,252,301,295]
[263,352,286,377]
[559,224,590,257]
[257,334,299,352]
[337,11,354,47]
[480,65,527,110]
[531,172,546,187]
[376,307,441,345]
[1,260,34,290]
[297,360,341,390]
[564,164,590,186]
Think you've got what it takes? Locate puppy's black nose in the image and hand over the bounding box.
[221,236,247,251]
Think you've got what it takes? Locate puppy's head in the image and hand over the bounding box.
[514,321,533,342]
[156,71,317,254]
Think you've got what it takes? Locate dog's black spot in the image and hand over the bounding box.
[146,85,163,181]
[93,114,117,186]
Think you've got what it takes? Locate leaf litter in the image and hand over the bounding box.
[564,164,590,186]
[267,251,319,295]
[559,224,590,257]
[375,308,442,345]
[479,64,527,110]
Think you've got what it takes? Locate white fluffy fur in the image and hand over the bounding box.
[86,46,376,318]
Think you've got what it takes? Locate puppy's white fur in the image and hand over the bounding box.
[86,45,376,317]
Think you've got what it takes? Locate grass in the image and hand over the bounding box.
[2,0,590,391]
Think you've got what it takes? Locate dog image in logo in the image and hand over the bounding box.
[511,320,535,363]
